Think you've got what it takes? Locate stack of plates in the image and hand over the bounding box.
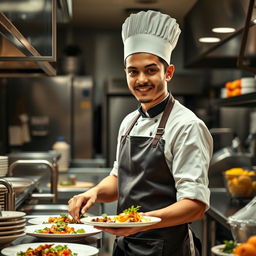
[0,190,7,210]
[0,211,26,245]
[241,77,256,94]
[0,156,8,177]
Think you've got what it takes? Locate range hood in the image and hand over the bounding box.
[0,0,72,77]
[184,0,256,69]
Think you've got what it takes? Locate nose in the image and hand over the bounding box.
[137,72,148,84]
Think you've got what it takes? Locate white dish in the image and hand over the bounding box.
[81,215,161,228]
[26,224,101,241]
[0,228,25,236]
[211,244,234,256]
[0,218,25,226]
[0,211,25,221]
[0,223,25,231]
[1,242,99,256]
[0,232,25,244]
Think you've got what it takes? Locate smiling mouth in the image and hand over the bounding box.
[135,85,153,92]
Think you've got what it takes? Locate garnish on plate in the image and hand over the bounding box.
[221,240,237,253]
[91,205,149,223]
[35,223,85,234]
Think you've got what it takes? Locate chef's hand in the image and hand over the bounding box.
[68,188,97,221]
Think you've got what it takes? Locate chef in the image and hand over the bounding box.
[68,10,213,256]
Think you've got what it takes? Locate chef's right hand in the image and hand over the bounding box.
[68,188,97,221]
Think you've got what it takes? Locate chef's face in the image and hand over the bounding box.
[125,53,174,111]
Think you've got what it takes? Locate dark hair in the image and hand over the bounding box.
[157,57,169,72]
[124,55,169,71]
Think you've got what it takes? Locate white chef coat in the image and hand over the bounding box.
[110,98,213,209]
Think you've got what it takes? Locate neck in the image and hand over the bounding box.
[141,92,169,112]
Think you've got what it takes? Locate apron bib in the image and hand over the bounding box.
[113,96,200,256]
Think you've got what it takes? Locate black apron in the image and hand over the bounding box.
[113,96,201,256]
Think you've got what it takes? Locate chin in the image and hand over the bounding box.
[138,98,153,103]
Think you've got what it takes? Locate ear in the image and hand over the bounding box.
[165,65,175,82]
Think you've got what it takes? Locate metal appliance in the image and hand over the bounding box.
[0,0,72,76]
[5,75,94,159]
[103,78,138,167]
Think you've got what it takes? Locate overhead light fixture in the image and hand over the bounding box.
[212,27,236,33]
[253,19,256,24]
[198,37,221,43]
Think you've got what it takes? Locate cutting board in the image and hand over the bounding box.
[47,181,94,189]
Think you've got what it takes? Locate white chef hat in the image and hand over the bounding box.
[122,10,181,64]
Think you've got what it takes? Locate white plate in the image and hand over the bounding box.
[211,244,234,256]
[0,211,25,221]
[0,223,25,231]
[26,224,101,241]
[1,242,99,256]
[0,233,25,244]
[28,215,74,225]
[0,218,25,226]
[0,228,25,236]
[81,215,162,228]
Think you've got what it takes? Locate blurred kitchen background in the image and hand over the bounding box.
[1,0,256,255]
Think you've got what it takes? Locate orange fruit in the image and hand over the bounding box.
[247,235,256,248]
[233,243,256,256]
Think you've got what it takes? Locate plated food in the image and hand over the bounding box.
[17,244,77,256]
[33,223,85,234]
[81,205,161,228]
[25,224,100,241]
[28,214,85,225]
[1,243,99,256]
[211,244,234,256]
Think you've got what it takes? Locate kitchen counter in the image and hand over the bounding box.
[203,188,251,256]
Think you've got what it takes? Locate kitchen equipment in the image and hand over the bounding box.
[0,177,33,195]
[6,75,93,159]
[228,196,256,243]
[8,151,60,166]
[209,129,252,188]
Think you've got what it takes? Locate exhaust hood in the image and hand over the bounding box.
[0,0,72,77]
[184,0,256,69]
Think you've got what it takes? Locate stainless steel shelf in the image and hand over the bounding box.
[213,92,256,107]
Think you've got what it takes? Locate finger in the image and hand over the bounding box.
[68,196,84,220]
[81,198,95,214]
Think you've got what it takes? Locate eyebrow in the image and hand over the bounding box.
[126,63,158,69]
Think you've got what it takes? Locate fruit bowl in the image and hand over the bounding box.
[223,168,256,199]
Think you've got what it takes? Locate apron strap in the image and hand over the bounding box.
[121,112,141,145]
[151,96,175,147]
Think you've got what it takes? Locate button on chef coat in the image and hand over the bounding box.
[110,98,213,209]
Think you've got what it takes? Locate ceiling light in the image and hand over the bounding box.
[212,27,236,33]
[198,37,221,43]
[253,19,256,24]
